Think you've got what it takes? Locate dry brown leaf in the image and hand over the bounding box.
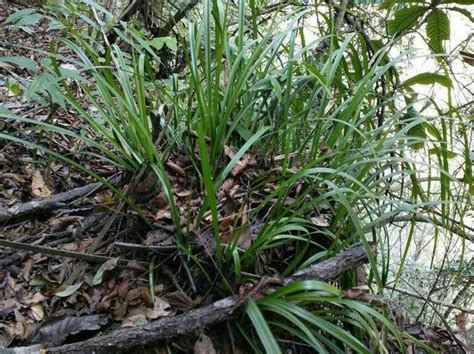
[145,298,171,320]
[154,209,172,220]
[455,312,467,331]
[153,192,168,208]
[310,215,331,227]
[236,224,253,250]
[222,191,239,216]
[175,190,192,198]
[30,304,44,321]
[344,286,370,299]
[217,177,236,199]
[125,259,147,273]
[23,292,48,305]
[224,145,237,159]
[166,161,186,176]
[117,277,130,298]
[231,153,252,176]
[122,313,148,327]
[31,170,51,198]
[165,290,196,311]
[194,333,216,354]
[0,299,21,318]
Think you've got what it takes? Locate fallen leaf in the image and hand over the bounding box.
[23,292,48,305]
[54,282,83,298]
[165,290,196,311]
[310,214,331,227]
[31,170,51,198]
[166,161,186,176]
[0,299,21,318]
[125,259,147,273]
[231,153,254,176]
[194,333,216,354]
[93,258,119,286]
[145,298,171,319]
[455,312,467,331]
[236,224,253,249]
[30,304,44,321]
[122,313,148,327]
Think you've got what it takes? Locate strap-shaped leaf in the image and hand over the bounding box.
[387,5,428,36]
[402,72,452,88]
[0,56,38,72]
[426,9,450,53]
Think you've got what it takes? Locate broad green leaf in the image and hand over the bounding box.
[246,300,282,354]
[54,282,83,297]
[0,56,38,72]
[402,72,452,88]
[148,37,177,52]
[426,9,450,53]
[387,6,428,36]
[408,123,426,150]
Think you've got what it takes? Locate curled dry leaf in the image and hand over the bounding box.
[194,333,216,354]
[31,170,51,198]
[166,160,186,176]
[145,298,171,320]
[231,153,255,176]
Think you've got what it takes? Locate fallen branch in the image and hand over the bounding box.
[0,183,102,223]
[0,238,148,269]
[151,0,200,37]
[386,286,474,314]
[391,214,474,242]
[46,244,370,353]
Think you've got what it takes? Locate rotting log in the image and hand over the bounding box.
[43,244,371,354]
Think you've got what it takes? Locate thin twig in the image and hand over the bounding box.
[386,286,474,314]
[0,238,147,269]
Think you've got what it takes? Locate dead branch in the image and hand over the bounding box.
[151,0,200,37]
[0,182,102,223]
[0,238,147,269]
[45,244,370,353]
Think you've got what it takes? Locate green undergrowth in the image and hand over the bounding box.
[1,0,472,352]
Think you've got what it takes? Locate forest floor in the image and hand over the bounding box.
[0,0,469,352]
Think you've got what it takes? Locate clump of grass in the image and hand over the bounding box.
[1,0,471,352]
